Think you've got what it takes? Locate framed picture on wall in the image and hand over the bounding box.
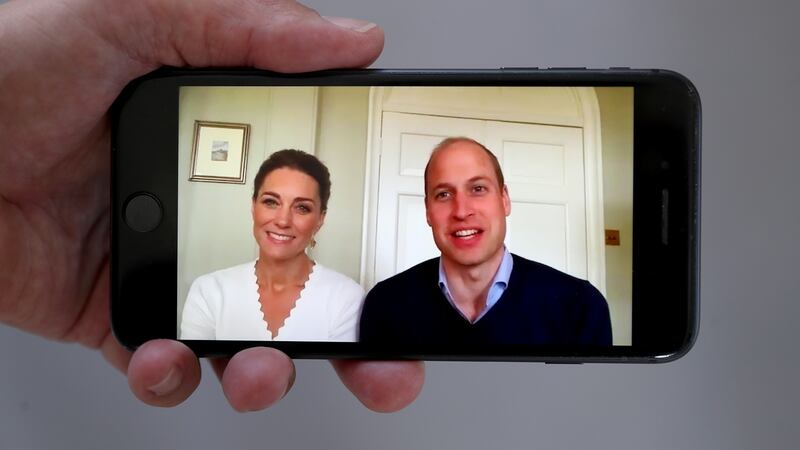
[189,120,250,183]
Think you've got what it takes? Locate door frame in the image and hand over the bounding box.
[359,87,606,293]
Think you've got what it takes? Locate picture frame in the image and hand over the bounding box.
[189,120,250,183]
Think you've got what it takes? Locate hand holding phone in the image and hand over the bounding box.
[0,0,422,412]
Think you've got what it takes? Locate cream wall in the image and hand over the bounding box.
[311,87,370,280]
[596,87,634,345]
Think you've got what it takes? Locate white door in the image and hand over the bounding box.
[484,121,588,278]
[372,111,590,285]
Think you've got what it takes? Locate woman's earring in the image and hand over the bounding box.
[309,237,317,249]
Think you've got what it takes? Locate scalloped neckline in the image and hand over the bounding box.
[252,260,318,340]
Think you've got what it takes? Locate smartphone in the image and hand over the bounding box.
[111,68,700,362]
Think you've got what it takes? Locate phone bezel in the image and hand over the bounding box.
[111,68,700,363]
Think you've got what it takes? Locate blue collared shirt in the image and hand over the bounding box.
[438,247,514,324]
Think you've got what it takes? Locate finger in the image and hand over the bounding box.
[100,330,133,374]
[127,339,201,407]
[209,356,230,381]
[107,0,384,73]
[218,347,295,412]
[331,360,425,413]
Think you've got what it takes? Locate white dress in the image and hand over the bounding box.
[180,261,365,342]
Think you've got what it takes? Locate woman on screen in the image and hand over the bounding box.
[180,149,364,341]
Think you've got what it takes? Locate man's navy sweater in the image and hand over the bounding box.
[359,254,612,346]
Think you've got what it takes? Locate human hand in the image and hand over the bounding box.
[0,0,423,412]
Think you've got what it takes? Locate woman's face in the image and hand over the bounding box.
[252,167,325,262]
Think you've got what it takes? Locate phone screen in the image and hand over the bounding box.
[176,86,634,347]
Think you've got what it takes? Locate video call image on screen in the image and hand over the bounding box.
[177,86,633,347]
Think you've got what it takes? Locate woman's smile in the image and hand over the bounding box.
[266,230,295,243]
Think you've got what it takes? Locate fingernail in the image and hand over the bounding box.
[147,366,182,396]
[282,369,296,399]
[323,16,377,33]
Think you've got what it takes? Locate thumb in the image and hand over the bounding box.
[110,0,384,73]
[0,0,384,135]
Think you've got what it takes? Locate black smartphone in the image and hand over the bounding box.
[112,68,700,362]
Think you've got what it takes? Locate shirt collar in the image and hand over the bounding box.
[438,247,513,322]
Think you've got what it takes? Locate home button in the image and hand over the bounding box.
[124,193,163,232]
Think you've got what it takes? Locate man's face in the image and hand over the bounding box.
[425,141,510,269]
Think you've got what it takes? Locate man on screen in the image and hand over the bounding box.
[359,137,612,346]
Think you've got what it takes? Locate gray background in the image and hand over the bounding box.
[2,0,798,449]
